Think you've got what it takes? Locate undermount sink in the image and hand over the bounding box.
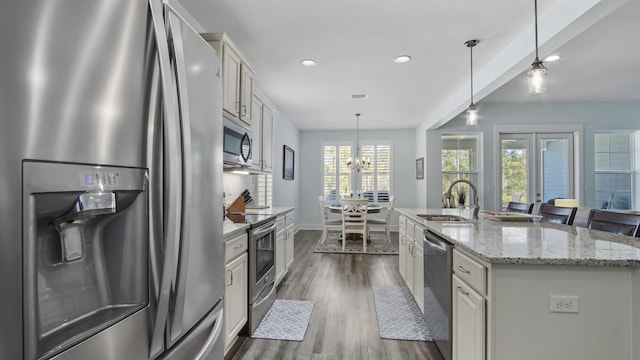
[417,214,471,222]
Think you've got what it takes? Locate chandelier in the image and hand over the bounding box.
[346,113,371,172]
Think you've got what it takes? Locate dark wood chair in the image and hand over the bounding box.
[586,209,640,237]
[538,204,577,225]
[506,201,534,214]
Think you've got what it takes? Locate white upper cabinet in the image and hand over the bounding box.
[250,92,274,173]
[202,33,255,125]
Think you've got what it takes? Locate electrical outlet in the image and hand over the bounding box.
[549,295,580,313]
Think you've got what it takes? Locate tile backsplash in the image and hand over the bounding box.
[223,173,256,207]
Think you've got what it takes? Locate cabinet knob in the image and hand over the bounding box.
[456,265,471,274]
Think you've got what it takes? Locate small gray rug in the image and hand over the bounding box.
[314,232,398,255]
[251,300,314,341]
[372,287,431,341]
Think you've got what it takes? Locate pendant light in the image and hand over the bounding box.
[346,113,371,172]
[465,39,479,126]
[528,0,547,94]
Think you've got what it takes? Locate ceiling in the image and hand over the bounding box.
[179,0,639,131]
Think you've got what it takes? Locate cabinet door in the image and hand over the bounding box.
[224,252,248,351]
[285,225,294,268]
[399,230,407,281]
[452,275,486,360]
[413,242,424,313]
[405,241,415,292]
[222,45,242,117]
[275,230,286,285]
[239,66,254,124]
[250,95,263,171]
[261,104,274,172]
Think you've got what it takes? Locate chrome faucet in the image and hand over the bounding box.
[446,179,480,220]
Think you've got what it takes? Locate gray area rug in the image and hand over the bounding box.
[314,232,398,255]
[372,287,432,341]
[251,300,314,341]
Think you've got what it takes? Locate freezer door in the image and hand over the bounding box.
[165,4,225,353]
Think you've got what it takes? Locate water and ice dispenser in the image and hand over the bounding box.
[22,161,149,360]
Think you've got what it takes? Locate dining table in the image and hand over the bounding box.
[327,204,382,214]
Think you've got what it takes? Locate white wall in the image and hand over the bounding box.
[425,101,640,210]
[297,129,416,229]
[260,91,300,217]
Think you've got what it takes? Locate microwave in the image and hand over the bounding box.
[223,115,253,167]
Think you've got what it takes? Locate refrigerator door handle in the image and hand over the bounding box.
[194,307,224,360]
[148,0,182,358]
[165,7,194,345]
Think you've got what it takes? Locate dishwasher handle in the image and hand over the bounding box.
[424,229,452,255]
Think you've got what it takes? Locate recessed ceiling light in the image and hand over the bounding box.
[544,54,561,62]
[301,59,317,66]
[394,55,412,63]
[351,94,368,99]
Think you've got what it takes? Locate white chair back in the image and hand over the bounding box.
[385,196,395,222]
[340,199,368,252]
[318,196,329,223]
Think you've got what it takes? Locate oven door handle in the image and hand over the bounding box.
[252,222,277,238]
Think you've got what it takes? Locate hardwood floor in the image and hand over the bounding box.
[225,230,444,360]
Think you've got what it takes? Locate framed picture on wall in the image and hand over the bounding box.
[283,145,295,180]
[416,157,424,180]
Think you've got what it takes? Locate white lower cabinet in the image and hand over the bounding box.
[275,209,295,286]
[398,215,424,313]
[223,232,248,354]
[452,274,485,360]
[412,240,424,313]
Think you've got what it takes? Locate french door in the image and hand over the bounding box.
[499,133,574,208]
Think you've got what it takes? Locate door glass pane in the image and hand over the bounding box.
[500,138,528,207]
[541,138,568,202]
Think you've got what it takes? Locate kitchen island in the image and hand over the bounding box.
[396,208,640,360]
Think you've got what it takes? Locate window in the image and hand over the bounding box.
[594,132,633,210]
[360,143,391,202]
[256,174,272,207]
[322,142,392,203]
[441,134,479,206]
[322,144,352,202]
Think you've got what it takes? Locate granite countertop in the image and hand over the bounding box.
[395,208,640,267]
[223,207,295,237]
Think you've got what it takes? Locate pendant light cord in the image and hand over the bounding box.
[470,44,474,105]
[534,0,540,61]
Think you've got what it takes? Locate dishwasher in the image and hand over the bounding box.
[423,229,453,360]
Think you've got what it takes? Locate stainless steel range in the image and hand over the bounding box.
[228,213,277,334]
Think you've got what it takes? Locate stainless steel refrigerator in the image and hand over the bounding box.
[0,1,225,359]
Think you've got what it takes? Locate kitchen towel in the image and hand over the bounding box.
[372,287,431,341]
[251,300,314,341]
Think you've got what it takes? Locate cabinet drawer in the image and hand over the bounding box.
[225,232,248,263]
[399,216,407,232]
[276,215,285,230]
[413,224,424,242]
[285,212,294,226]
[406,219,416,240]
[453,249,486,295]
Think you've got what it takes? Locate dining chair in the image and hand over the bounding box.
[538,203,577,225]
[506,201,534,214]
[367,196,395,243]
[586,209,640,237]
[340,199,369,252]
[318,196,342,243]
